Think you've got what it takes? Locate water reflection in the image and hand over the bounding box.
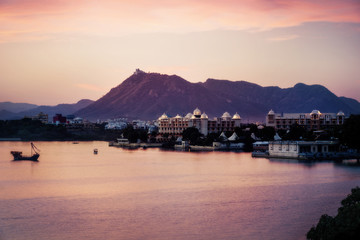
[268,158,318,167]
[1,141,360,240]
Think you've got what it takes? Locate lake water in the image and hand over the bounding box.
[0,141,360,240]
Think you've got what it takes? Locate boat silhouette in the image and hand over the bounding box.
[11,142,40,161]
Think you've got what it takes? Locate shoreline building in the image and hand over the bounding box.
[25,112,48,124]
[266,109,346,131]
[268,140,340,159]
[53,114,67,125]
[158,108,241,136]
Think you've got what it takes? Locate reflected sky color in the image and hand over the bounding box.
[1,141,360,240]
[0,0,359,104]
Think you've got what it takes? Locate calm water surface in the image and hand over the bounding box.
[1,141,360,240]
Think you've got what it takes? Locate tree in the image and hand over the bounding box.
[257,126,275,141]
[341,115,360,151]
[204,132,219,146]
[121,125,148,143]
[137,129,148,142]
[122,125,138,143]
[182,127,201,145]
[282,123,306,140]
[307,186,360,240]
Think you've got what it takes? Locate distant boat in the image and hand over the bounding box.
[11,142,40,161]
[93,148,98,154]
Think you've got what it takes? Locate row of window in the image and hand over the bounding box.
[275,119,341,124]
[160,124,189,127]
[159,127,235,133]
[160,123,236,128]
[270,145,297,151]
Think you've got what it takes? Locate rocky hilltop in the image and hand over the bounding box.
[75,69,360,121]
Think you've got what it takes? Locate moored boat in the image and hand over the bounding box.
[11,143,40,161]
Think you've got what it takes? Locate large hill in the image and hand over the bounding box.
[75,70,360,121]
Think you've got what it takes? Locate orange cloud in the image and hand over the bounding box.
[0,0,359,43]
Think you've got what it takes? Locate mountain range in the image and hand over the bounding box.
[75,70,360,121]
[0,99,94,120]
[2,70,360,122]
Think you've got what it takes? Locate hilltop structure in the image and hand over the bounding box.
[157,108,241,136]
[266,109,346,130]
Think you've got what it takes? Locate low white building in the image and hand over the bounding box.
[105,119,128,130]
[269,140,340,159]
[132,120,147,130]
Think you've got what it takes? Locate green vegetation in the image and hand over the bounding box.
[307,187,360,240]
[0,119,133,141]
[0,118,72,140]
[182,127,202,144]
[2,114,359,151]
[341,115,360,151]
[121,125,148,143]
[180,124,274,151]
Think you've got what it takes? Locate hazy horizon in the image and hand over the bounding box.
[1,0,359,105]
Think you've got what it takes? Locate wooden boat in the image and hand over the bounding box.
[11,143,40,161]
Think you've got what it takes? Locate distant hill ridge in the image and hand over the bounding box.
[2,70,359,121]
[0,99,94,120]
[74,70,360,121]
[0,102,38,113]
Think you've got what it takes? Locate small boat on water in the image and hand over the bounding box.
[93,148,98,154]
[11,142,40,161]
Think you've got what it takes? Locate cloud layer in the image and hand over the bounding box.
[1,0,359,104]
[1,0,360,42]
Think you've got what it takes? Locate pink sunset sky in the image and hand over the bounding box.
[1,0,359,105]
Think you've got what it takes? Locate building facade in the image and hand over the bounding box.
[158,108,241,136]
[28,112,48,124]
[266,109,346,130]
[268,140,340,159]
[53,114,67,124]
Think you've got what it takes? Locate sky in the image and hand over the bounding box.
[0,0,359,105]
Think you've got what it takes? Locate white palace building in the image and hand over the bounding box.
[157,108,241,136]
[266,109,346,131]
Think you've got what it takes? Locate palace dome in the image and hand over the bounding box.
[310,110,321,115]
[222,112,231,119]
[268,109,275,115]
[201,113,208,119]
[175,114,182,119]
[158,113,169,120]
[193,107,201,116]
[184,113,193,119]
[232,113,241,120]
[337,111,345,116]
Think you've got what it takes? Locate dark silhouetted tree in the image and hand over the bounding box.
[257,126,275,141]
[341,115,360,151]
[307,186,360,240]
[282,123,306,140]
[182,127,201,144]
